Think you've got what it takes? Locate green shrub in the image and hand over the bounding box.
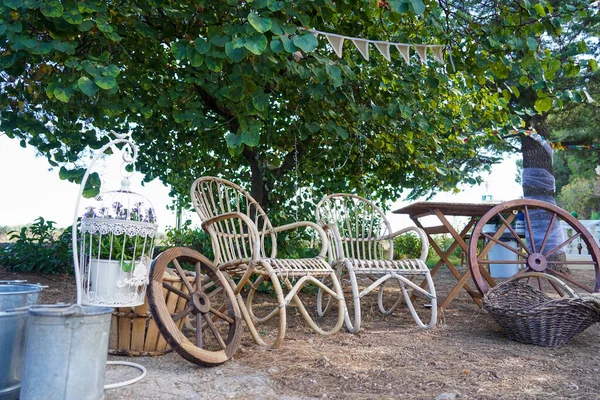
[160,220,214,261]
[0,217,74,275]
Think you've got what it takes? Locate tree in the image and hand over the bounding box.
[1,0,597,224]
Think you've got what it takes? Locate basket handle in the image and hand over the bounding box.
[507,272,579,299]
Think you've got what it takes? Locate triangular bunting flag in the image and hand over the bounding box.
[374,42,391,61]
[394,44,411,64]
[326,34,345,58]
[431,45,445,64]
[351,38,369,61]
[415,45,427,64]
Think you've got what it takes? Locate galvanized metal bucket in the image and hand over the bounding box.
[0,282,42,311]
[19,304,113,400]
[0,282,43,400]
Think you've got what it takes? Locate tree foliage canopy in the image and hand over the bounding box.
[1,0,597,221]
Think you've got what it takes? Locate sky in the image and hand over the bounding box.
[0,134,523,232]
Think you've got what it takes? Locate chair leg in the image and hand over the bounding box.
[316,265,343,317]
[288,272,345,336]
[344,266,362,333]
[399,272,438,329]
[237,270,287,349]
[377,275,405,315]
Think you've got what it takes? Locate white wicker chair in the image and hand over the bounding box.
[191,177,345,348]
[315,194,437,332]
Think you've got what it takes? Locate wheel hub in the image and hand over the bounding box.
[192,291,211,314]
[527,252,547,272]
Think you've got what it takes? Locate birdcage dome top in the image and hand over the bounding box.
[80,177,158,238]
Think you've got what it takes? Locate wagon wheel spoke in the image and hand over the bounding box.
[481,233,525,258]
[207,286,224,299]
[203,313,227,350]
[172,304,194,322]
[538,211,558,254]
[543,233,580,258]
[497,214,530,256]
[524,205,537,253]
[209,306,234,324]
[173,259,196,294]
[195,261,203,292]
[162,282,191,301]
[546,269,595,293]
[196,311,203,348]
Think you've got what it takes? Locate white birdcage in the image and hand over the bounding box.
[73,134,158,307]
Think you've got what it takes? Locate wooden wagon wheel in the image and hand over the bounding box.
[147,247,243,366]
[469,199,600,296]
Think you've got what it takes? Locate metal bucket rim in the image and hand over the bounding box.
[28,304,113,317]
[0,308,29,317]
[0,283,43,295]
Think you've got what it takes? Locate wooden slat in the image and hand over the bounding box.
[117,306,132,351]
[130,303,148,351]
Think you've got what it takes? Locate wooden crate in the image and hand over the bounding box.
[108,271,193,356]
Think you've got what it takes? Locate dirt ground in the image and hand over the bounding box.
[2,265,600,400]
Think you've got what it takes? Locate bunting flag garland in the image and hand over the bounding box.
[308,29,446,65]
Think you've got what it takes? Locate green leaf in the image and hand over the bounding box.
[63,8,83,25]
[171,40,188,61]
[326,64,342,87]
[77,76,98,97]
[305,122,320,133]
[40,1,64,17]
[78,20,94,31]
[225,41,246,62]
[4,0,20,10]
[409,0,426,14]
[31,42,53,55]
[280,35,296,53]
[210,34,229,47]
[205,57,223,72]
[534,97,552,113]
[292,33,318,52]
[0,24,6,36]
[270,39,283,53]
[94,75,117,90]
[54,86,73,103]
[195,37,210,54]
[225,132,242,148]
[526,37,538,51]
[104,65,120,77]
[335,126,348,139]
[252,92,270,112]
[20,37,38,49]
[83,172,101,198]
[533,3,546,16]
[244,33,267,55]
[248,13,272,33]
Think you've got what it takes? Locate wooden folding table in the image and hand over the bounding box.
[393,202,501,312]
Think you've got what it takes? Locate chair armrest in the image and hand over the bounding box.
[200,212,261,262]
[272,221,329,258]
[386,226,429,261]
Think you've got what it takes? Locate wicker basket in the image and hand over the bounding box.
[483,272,600,347]
[108,269,194,356]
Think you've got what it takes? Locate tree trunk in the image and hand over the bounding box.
[521,114,567,269]
[521,115,555,203]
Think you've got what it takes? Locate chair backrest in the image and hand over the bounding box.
[315,194,393,261]
[191,177,276,264]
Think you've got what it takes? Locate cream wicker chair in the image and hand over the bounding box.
[191,177,345,348]
[315,194,437,332]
